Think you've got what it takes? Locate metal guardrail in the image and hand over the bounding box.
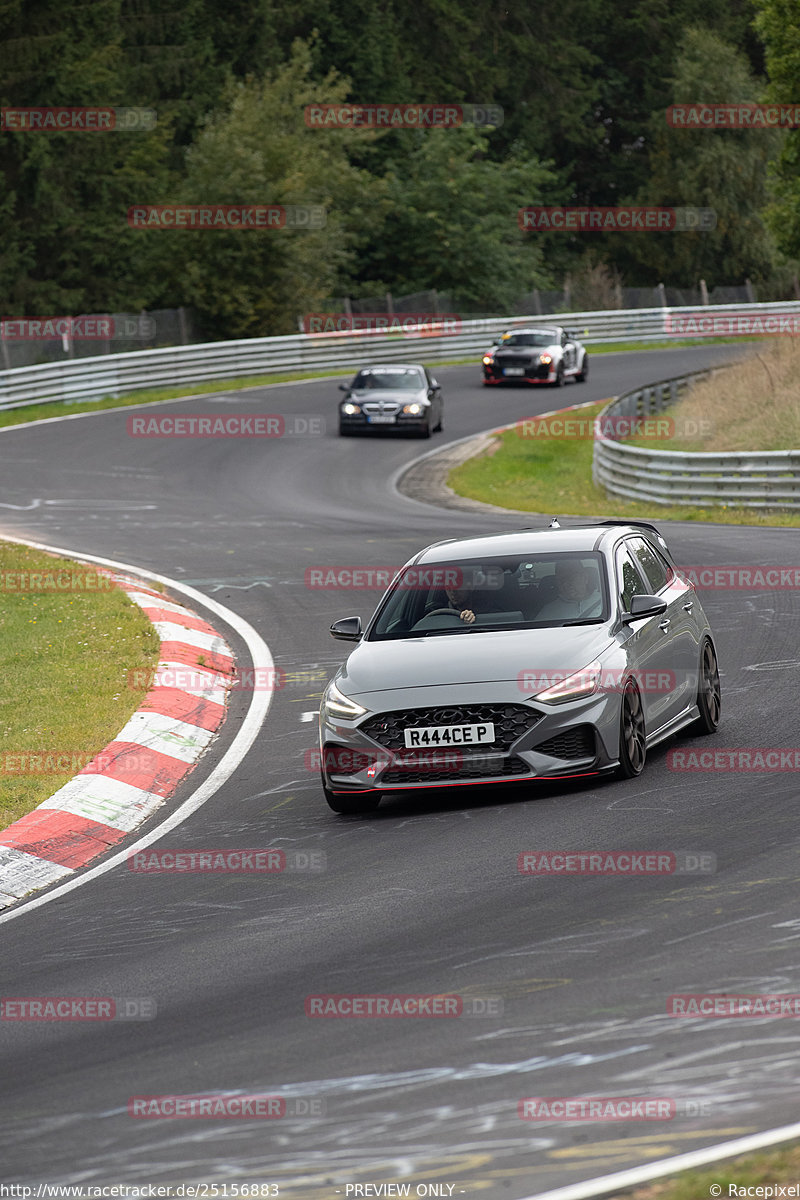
[593,368,800,511]
[3,299,800,414]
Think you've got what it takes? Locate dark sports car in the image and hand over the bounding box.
[482,325,588,386]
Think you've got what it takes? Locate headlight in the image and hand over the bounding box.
[482,354,494,364]
[323,680,367,719]
[533,661,601,703]
[540,354,553,364]
[342,402,361,415]
[402,403,423,414]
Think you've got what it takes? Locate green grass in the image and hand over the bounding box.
[0,336,747,433]
[627,1139,800,1200]
[0,541,160,830]
[448,400,800,527]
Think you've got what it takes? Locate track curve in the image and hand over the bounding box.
[2,343,800,1198]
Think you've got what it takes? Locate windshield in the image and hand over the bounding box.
[499,332,556,348]
[351,367,423,390]
[368,553,608,640]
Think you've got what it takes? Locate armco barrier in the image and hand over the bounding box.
[3,301,800,413]
[593,368,800,510]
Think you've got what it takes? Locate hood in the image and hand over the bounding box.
[493,342,556,356]
[339,625,612,695]
[344,387,425,403]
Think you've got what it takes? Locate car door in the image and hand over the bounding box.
[426,368,442,425]
[628,535,698,716]
[614,540,680,733]
[561,331,576,372]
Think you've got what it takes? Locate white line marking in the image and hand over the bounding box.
[0,535,275,925]
[518,1120,800,1200]
[299,711,317,723]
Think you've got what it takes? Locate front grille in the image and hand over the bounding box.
[360,704,543,753]
[382,755,530,785]
[534,726,596,760]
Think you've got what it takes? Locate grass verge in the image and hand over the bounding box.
[0,337,745,432]
[0,541,160,830]
[626,1139,800,1200]
[447,400,800,526]
[628,337,800,453]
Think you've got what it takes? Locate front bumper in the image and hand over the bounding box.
[339,411,429,432]
[319,684,622,795]
[483,361,554,384]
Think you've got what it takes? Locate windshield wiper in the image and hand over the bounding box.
[560,617,604,626]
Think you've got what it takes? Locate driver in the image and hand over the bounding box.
[536,560,601,620]
[444,580,476,624]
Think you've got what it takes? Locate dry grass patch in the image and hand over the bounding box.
[629,338,800,453]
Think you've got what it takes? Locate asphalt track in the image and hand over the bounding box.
[2,344,800,1198]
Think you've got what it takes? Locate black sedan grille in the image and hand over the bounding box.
[534,726,596,760]
[360,704,543,753]
[381,755,530,785]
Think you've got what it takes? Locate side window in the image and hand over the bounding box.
[629,536,669,593]
[616,544,649,612]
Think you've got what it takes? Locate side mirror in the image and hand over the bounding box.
[338,382,350,391]
[622,594,668,623]
[330,616,362,641]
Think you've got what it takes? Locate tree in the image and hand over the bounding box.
[145,39,381,336]
[753,0,800,261]
[618,27,780,286]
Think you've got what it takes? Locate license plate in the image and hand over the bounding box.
[367,414,396,424]
[403,722,495,748]
[503,367,525,376]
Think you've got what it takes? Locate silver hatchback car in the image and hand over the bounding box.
[319,522,721,813]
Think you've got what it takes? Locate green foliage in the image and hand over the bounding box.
[621,27,780,286]
[753,0,800,260]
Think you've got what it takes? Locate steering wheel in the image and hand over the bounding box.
[425,606,463,617]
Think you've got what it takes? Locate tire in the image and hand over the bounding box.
[419,418,432,438]
[323,779,381,815]
[339,424,353,437]
[576,355,589,382]
[552,364,565,388]
[617,679,646,778]
[435,408,443,432]
[692,638,721,734]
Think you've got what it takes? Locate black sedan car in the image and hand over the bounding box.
[338,364,444,437]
